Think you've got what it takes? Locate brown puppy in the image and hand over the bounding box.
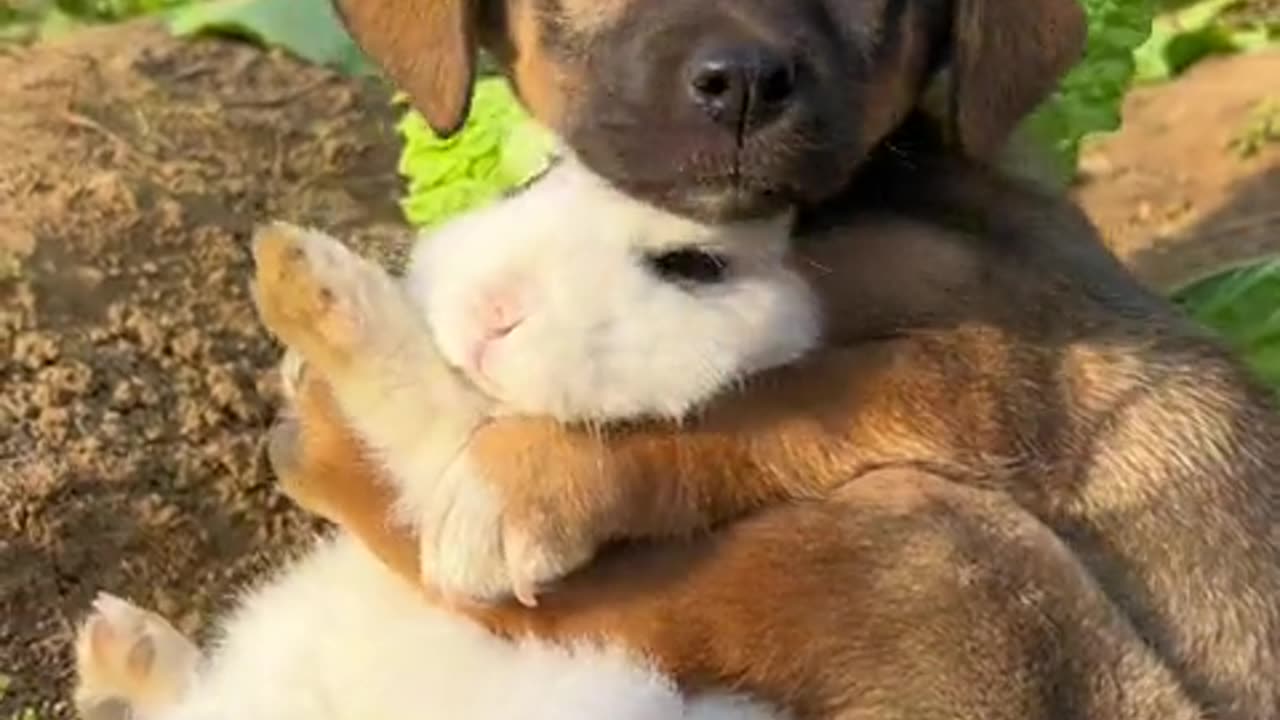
[275,143,1280,720]
[333,0,1084,221]
[288,0,1280,718]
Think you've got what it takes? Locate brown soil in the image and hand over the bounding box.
[1073,50,1280,293]
[0,20,413,718]
[0,19,1277,720]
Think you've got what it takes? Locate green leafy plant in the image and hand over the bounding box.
[168,0,374,75]
[1019,0,1158,184]
[54,0,189,21]
[1176,260,1280,389]
[396,78,555,229]
[1133,0,1280,83]
[0,0,84,42]
[0,0,199,43]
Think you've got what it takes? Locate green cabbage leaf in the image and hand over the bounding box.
[396,78,555,229]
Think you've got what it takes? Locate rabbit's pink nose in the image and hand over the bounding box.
[479,294,527,340]
[468,291,528,377]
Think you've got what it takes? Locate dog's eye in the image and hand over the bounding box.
[645,249,729,285]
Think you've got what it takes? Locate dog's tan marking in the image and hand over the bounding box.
[332,0,475,135]
[555,0,629,34]
[507,0,579,130]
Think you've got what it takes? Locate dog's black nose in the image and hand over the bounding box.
[687,44,796,134]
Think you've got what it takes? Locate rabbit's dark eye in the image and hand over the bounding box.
[645,249,729,285]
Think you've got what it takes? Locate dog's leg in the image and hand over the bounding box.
[267,365,426,596]
[266,386,1211,720]
[73,593,201,720]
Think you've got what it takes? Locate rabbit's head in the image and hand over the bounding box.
[408,159,820,422]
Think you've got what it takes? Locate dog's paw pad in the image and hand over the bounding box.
[251,221,372,357]
[74,593,199,717]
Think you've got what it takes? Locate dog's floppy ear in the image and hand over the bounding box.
[332,0,477,137]
[946,0,1087,158]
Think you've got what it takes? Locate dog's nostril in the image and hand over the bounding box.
[759,61,796,105]
[690,65,733,99]
[686,45,797,134]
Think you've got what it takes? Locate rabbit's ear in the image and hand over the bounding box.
[332,0,477,137]
[945,0,1087,158]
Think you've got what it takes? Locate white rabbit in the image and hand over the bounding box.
[75,539,781,720]
[72,156,818,720]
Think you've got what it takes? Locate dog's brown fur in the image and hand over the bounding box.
[276,368,1205,720]
[273,0,1280,718]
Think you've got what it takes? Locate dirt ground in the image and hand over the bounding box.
[0,18,1277,719]
[1073,50,1280,292]
[0,21,413,717]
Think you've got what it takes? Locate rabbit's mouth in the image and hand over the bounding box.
[467,324,521,390]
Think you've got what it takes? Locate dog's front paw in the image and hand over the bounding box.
[74,593,200,720]
[251,221,402,372]
[419,453,597,607]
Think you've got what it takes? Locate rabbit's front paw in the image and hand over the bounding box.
[251,221,402,372]
[74,593,200,720]
[421,453,597,608]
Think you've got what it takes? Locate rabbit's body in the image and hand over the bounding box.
[77,534,774,720]
[74,158,805,720]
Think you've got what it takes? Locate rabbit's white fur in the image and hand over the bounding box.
[74,157,816,720]
[414,158,819,422]
[77,536,779,720]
